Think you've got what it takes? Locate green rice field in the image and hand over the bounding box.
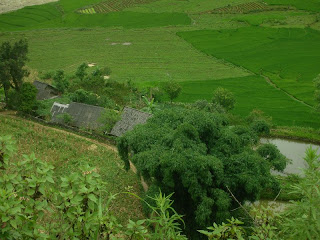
[177,27,320,106]
[176,76,320,128]
[1,0,320,128]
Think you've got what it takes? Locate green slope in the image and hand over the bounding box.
[178,27,320,105]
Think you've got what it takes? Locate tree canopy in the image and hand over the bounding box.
[0,39,29,104]
[118,108,286,237]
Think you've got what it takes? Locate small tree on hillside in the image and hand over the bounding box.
[163,80,182,103]
[212,87,236,111]
[75,63,88,81]
[0,39,29,104]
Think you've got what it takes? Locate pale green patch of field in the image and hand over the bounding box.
[0,28,251,83]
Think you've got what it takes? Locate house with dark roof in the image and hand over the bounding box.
[110,107,152,137]
[51,102,105,130]
[33,81,59,100]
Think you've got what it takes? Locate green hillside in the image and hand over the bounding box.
[1,0,320,128]
[0,114,143,224]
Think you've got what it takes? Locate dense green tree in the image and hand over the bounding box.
[0,39,29,104]
[212,87,236,111]
[163,80,182,103]
[118,108,286,238]
[17,83,38,114]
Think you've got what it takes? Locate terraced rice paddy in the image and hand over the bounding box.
[78,0,158,14]
[78,7,96,14]
[209,2,290,14]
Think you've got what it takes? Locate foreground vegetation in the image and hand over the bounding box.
[0,114,143,224]
[1,113,319,239]
[1,0,320,238]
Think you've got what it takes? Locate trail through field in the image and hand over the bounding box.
[0,0,58,14]
[0,111,149,191]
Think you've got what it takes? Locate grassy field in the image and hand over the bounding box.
[1,0,320,130]
[0,114,144,224]
[0,3,62,31]
[144,75,320,128]
[177,27,320,106]
[0,28,250,82]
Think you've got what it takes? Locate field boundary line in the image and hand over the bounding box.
[261,74,314,109]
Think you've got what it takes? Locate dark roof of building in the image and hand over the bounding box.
[110,107,152,137]
[51,102,105,130]
[33,81,59,100]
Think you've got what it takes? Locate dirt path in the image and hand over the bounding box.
[0,0,58,14]
[0,112,149,191]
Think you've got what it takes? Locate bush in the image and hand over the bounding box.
[6,83,38,115]
[250,119,270,135]
[69,88,98,105]
[98,109,120,133]
[58,113,73,125]
[39,71,54,80]
[212,87,236,111]
[17,83,38,115]
[280,147,320,239]
[163,80,182,103]
[6,89,20,110]
[101,66,112,76]
[53,70,69,94]
[246,109,272,126]
[192,100,226,113]
[75,63,88,80]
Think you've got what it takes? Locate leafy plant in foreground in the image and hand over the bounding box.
[280,147,320,239]
[0,135,187,239]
